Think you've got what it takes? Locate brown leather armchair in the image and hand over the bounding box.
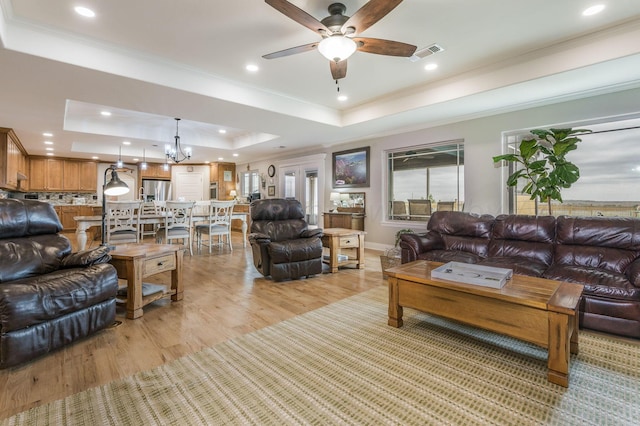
[248,199,323,281]
[0,199,118,368]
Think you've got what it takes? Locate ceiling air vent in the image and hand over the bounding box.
[409,43,445,62]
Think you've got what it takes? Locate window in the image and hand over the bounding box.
[240,171,260,197]
[503,118,640,217]
[387,141,464,221]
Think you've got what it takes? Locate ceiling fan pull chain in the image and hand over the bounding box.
[336,79,340,93]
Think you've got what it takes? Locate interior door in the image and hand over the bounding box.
[279,165,319,225]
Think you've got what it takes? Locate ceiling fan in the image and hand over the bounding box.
[263,0,417,80]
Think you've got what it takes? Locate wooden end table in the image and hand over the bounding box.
[387,260,583,387]
[321,228,366,273]
[108,243,185,319]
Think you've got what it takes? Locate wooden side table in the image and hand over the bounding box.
[321,228,366,273]
[109,243,185,319]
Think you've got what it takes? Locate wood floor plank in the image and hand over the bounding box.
[0,233,386,419]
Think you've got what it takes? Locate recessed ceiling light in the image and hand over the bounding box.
[122,141,131,145]
[45,147,54,151]
[583,5,605,16]
[100,111,111,116]
[232,153,239,157]
[219,129,227,134]
[74,6,96,18]
[218,157,224,161]
[204,161,210,164]
[44,141,53,145]
[132,158,139,162]
[46,152,55,156]
[92,156,99,160]
[337,95,348,102]
[424,63,438,71]
[246,64,259,72]
[42,132,53,137]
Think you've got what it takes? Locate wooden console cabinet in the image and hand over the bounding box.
[323,209,365,231]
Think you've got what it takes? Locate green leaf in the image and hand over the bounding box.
[518,139,538,159]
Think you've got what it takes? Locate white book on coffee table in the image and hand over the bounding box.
[431,262,512,289]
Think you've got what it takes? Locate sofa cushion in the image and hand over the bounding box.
[478,257,548,277]
[554,215,640,274]
[0,263,118,332]
[417,250,484,264]
[0,199,62,238]
[428,211,494,258]
[0,234,71,283]
[543,265,640,301]
[479,215,556,277]
[268,238,323,264]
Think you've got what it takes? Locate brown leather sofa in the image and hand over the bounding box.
[400,211,640,339]
[0,199,119,368]
[248,199,323,281]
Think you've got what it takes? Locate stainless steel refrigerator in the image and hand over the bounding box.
[142,179,172,202]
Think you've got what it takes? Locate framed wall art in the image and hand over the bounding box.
[332,146,370,188]
[267,185,276,197]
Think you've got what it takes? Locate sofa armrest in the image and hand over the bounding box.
[248,232,271,245]
[301,228,323,239]
[60,246,112,268]
[399,231,444,263]
[625,257,640,287]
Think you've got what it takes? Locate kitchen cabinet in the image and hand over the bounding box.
[217,162,236,200]
[54,205,95,231]
[64,160,97,191]
[139,163,171,179]
[30,158,97,191]
[0,128,28,191]
[209,163,218,182]
[29,158,64,191]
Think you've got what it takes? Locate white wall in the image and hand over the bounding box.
[244,88,640,250]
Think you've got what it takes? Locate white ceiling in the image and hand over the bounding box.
[1,0,640,165]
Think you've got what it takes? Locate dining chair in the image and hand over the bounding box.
[105,200,142,245]
[437,201,456,212]
[139,201,159,241]
[194,200,235,253]
[392,200,407,219]
[155,200,195,255]
[408,199,432,221]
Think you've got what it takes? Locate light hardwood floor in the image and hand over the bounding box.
[0,232,386,420]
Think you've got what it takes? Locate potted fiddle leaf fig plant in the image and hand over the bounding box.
[493,128,591,215]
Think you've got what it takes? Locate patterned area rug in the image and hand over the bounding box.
[3,285,639,425]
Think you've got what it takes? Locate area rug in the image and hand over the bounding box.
[3,285,639,425]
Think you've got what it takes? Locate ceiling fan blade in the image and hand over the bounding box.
[341,0,403,35]
[265,0,330,35]
[354,37,416,57]
[262,42,319,59]
[330,60,347,80]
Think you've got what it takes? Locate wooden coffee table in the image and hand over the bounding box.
[387,260,583,387]
[108,243,185,319]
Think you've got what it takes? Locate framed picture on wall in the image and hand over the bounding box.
[268,185,276,196]
[332,146,370,188]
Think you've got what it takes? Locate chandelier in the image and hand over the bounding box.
[165,118,191,163]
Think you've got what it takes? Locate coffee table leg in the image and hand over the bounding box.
[388,277,404,328]
[547,311,572,387]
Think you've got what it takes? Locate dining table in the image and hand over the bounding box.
[73,210,249,251]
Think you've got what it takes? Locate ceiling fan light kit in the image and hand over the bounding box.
[264,0,416,80]
[318,35,357,62]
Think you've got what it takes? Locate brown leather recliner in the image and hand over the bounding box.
[0,199,119,368]
[248,199,323,281]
